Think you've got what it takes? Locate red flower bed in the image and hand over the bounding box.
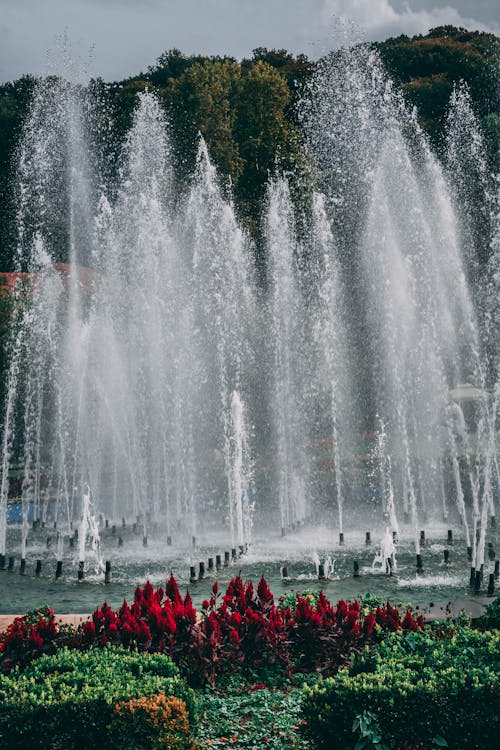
[0,576,424,684]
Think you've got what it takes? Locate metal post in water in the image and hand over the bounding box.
[474,570,481,592]
[487,573,495,597]
[55,561,62,579]
[416,554,424,573]
[339,532,344,546]
[78,561,85,581]
[443,549,450,564]
[208,557,214,572]
[224,551,230,566]
[35,559,42,576]
[365,531,371,546]
[8,556,14,571]
[216,554,222,569]
[20,559,26,576]
[353,560,360,577]
[318,563,326,580]
[104,561,112,584]
[199,561,205,579]
[447,530,453,545]
[189,565,196,583]
[469,567,476,587]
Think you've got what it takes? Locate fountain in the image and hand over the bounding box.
[0,43,498,610]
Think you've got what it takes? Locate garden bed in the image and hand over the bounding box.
[1,576,498,749]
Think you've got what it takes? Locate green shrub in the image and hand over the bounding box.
[0,646,197,750]
[483,595,500,628]
[302,627,500,750]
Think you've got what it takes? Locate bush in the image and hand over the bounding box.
[302,627,500,750]
[483,595,500,628]
[0,646,197,750]
[109,692,198,750]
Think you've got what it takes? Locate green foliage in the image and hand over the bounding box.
[0,646,196,750]
[0,26,497,272]
[278,589,320,613]
[375,26,499,139]
[197,676,313,749]
[302,627,500,749]
[352,711,389,750]
[163,58,244,181]
[483,595,500,629]
[0,75,37,270]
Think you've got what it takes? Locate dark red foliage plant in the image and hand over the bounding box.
[0,575,424,684]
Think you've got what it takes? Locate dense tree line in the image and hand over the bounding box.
[0,26,498,272]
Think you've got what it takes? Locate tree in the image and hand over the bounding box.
[161,59,243,185]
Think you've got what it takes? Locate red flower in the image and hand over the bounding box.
[82,621,96,639]
[229,628,241,645]
[28,628,44,650]
[363,612,376,636]
[257,576,274,605]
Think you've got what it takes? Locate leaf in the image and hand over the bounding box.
[433,736,448,747]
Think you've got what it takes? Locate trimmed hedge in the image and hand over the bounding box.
[0,646,197,750]
[302,627,500,750]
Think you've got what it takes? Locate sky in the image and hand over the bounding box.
[0,0,498,83]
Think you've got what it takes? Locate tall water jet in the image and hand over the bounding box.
[309,191,351,531]
[0,74,98,555]
[0,42,497,586]
[265,176,310,532]
[0,79,259,555]
[445,85,499,565]
[183,139,256,541]
[302,43,493,554]
[227,390,253,546]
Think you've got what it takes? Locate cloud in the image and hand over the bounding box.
[0,0,497,83]
[320,0,500,44]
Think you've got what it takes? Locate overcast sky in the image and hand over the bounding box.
[0,0,498,83]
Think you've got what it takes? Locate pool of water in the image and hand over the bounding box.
[0,522,497,614]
